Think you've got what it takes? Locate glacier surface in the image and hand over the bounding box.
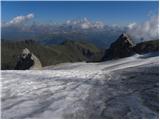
[1,53,159,118]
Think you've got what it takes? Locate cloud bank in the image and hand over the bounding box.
[127,15,159,41]
[3,13,34,27]
[2,13,159,42]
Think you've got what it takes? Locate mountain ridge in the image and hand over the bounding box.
[1,33,159,70]
[1,40,103,70]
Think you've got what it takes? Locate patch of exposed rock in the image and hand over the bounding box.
[133,40,159,54]
[102,33,135,60]
[15,48,42,70]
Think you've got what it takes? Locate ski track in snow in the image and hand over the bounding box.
[1,54,159,119]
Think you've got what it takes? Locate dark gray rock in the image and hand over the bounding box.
[102,33,135,60]
[15,48,42,70]
[133,40,159,54]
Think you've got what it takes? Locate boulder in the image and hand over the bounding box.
[15,48,42,70]
[102,33,135,60]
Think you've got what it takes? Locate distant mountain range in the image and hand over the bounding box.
[2,27,124,48]
[2,18,127,48]
[2,17,158,48]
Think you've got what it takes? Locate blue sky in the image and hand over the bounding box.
[2,1,158,26]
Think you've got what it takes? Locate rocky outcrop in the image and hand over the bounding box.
[15,48,42,70]
[133,40,159,54]
[102,33,135,60]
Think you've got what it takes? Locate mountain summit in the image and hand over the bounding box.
[102,33,135,60]
[117,33,134,45]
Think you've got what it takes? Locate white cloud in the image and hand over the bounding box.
[127,15,159,41]
[81,22,90,29]
[127,22,136,29]
[4,13,34,27]
[94,21,105,29]
[65,17,105,29]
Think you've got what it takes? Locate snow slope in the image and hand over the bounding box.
[1,53,159,119]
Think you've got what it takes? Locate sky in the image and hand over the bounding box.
[1,1,159,41]
[1,1,159,26]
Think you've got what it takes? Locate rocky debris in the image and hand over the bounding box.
[15,48,42,70]
[102,33,135,60]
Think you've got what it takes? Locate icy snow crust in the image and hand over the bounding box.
[1,53,159,118]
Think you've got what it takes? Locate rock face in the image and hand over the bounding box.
[15,48,42,70]
[133,40,159,54]
[102,33,135,60]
